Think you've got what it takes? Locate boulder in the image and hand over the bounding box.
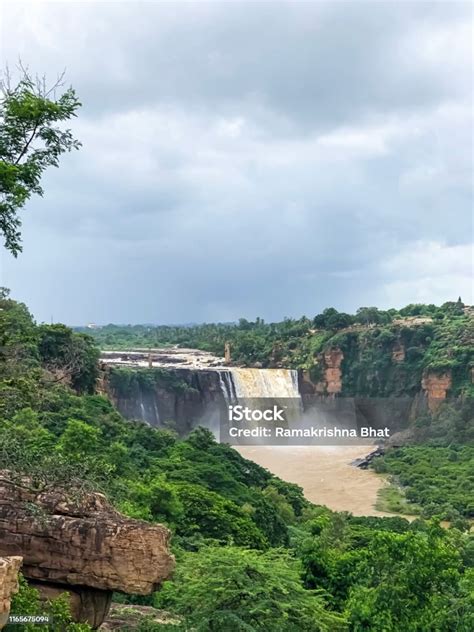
[0,474,175,627]
[351,447,385,469]
[99,604,180,630]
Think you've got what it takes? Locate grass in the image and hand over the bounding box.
[375,481,421,516]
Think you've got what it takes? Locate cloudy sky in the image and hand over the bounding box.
[0,1,472,325]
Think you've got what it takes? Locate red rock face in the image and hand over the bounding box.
[323,349,344,395]
[421,372,452,411]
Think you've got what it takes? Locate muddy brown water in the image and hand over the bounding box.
[238,445,397,517]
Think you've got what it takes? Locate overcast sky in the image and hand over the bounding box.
[0,1,472,325]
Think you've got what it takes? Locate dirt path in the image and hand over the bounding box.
[238,445,396,517]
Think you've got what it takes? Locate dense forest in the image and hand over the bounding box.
[1,290,473,630]
[80,300,474,397]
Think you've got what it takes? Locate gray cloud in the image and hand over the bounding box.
[0,1,472,324]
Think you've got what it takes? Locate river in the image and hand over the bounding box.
[100,350,395,517]
[238,445,394,517]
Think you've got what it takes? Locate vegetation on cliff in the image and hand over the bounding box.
[82,299,473,397]
[108,366,197,397]
[9,577,92,632]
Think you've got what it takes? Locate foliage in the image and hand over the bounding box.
[300,514,474,631]
[372,445,474,520]
[154,546,345,631]
[7,575,92,631]
[109,367,195,397]
[0,67,81,255]
[38,324,99,393]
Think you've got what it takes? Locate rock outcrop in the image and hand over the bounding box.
[351,447,385,469]
[324,348,344,394]
[421,371,452,411]
[0,474,174,627]
[391,342,405,363]
[0,556,22,629]
[100,604,180,630]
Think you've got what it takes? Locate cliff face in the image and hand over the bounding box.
[300,342,458,414]
[0,556,22,630]
[422,372,452,412]
[103,367,227,432]
[0,474,174,628]
[300,348,344,396]
[297,346,454,426]
[323,348,344,395]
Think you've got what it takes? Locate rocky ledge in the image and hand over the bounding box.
[0,473,175,627]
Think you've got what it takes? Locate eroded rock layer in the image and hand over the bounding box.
[421,372,452,411]
[0,475,174,595]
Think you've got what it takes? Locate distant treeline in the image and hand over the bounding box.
[79,300,474,397]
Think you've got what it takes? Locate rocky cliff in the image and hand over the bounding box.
[0,556,22,629]
[0,474,174,628]
[421,371,452,411]
[102,365,227,432]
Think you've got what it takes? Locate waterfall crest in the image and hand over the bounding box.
[218,368,301,405]
[229,368,300,399]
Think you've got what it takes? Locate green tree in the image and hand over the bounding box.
[345,529,467,631]
[8,575,92,632]
[0,66,81,255]
[38,324,99,393]
[57,418,102,459]
[155,546,345,631]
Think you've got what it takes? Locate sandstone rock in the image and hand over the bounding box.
[0,475,175,595]
[0,556,22,629]
[421,371,452,412]
[299,351,344,396]
[323,348,344,394]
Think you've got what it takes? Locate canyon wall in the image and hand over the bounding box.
[103,367,228,432]
[100,346,465,435]
[300,346,452,415]
[103,365,300,432]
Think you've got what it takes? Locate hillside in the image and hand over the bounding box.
[1,290,473,631]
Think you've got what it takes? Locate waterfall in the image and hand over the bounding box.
[153,400,161,425]
[218,370,238,403]
[217,368,302,439]
[218,368,301,403]
[230,368,300,399]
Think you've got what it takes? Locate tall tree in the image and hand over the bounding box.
[0,65,81,255]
